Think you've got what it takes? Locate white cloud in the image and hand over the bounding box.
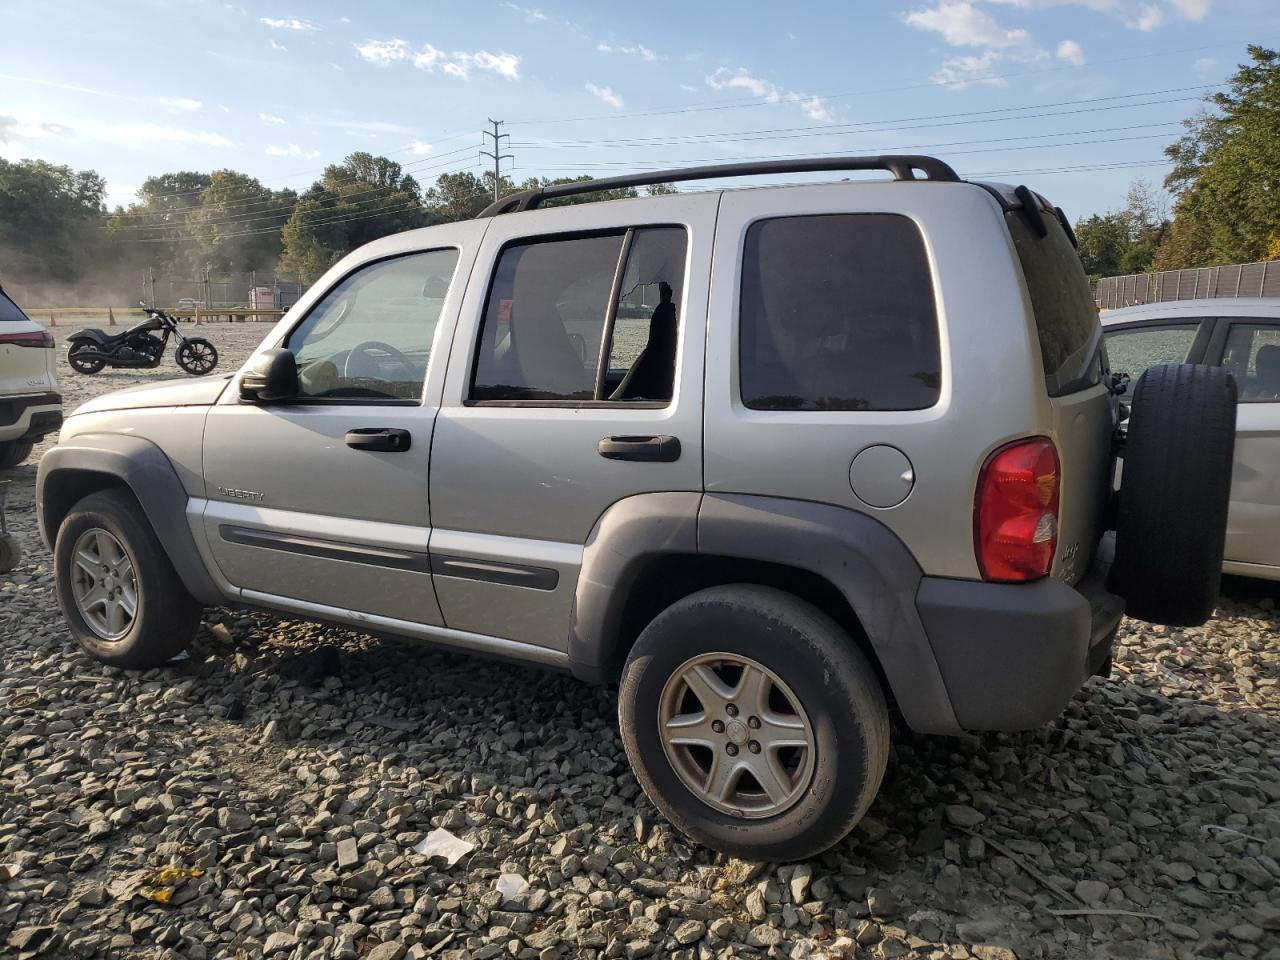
[260,16,318,31]
[269,38,288,52]
[903,1,1031,49]
[1171,0,1210,18]
[410,140,432,155]
[1056,39,1085,65]
[586,83,624,109]
[1134,3,1163,29]
[502,3,548,22]
[265,143,319,158]
[159,97,202,112]
[97,124,231,147]
[930,51,1010,88]
[596,41,659,61]
[0,113,73,141]
[705,67,831,122]
[355,38,410,65]
[411,43,520,80]
[259,113,287,126]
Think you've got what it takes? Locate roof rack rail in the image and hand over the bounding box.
[478,154,960,217]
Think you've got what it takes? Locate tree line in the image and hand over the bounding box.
[2,45,1276,303]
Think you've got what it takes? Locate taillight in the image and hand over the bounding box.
[0,329,55,348]
[974,437,1060,582]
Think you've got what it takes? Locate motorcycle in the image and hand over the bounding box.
[66,303,219,376]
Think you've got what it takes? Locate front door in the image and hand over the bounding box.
[201,225,482,623]
[429,194,717,652]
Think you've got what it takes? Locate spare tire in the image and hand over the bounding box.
[1111,363,1236,626]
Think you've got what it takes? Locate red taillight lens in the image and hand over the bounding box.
[0,329,55,348]
[974,437,1060,582]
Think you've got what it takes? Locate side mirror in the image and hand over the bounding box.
[240,348,298,403]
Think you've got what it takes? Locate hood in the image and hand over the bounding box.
[71,374,232,416]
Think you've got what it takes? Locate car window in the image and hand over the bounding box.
[1221,323,1280,402]
[285,249,458,402]
[0,290,29,323]
[470,227,687,404]
[738,213,940,411]
[1006,210,1103,396]
[1103,323,1200,382]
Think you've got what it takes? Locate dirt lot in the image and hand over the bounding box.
[1,319,1277,960]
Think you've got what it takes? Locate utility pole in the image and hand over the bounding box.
[480,118,513,202]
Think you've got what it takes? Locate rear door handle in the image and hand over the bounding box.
[345,428,412,452]
[597,435,681,463]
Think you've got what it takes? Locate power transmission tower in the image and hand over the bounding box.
[480,118,513,202]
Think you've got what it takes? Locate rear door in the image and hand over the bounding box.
[429,193,716,653]
[1206,317,1280,572]
[0,289,56,399]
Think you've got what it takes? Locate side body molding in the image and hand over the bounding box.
[37,434,223,605]
[570,491,962,735]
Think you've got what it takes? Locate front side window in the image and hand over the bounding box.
[1221,323,1280,402]
[285,249,459,401]
[1103,323,1200,382]
[739,214,941,411]
[470,227,687,403]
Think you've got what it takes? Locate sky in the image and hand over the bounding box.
[1,0,1278,223]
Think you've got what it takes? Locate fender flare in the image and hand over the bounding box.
[36,435,222,605]
[65,330,110,346]
[570,491,961,735]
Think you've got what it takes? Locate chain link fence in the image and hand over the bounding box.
[1092,259,1280,310]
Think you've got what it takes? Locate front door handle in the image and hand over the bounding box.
[597,435,681,463]
[345,428,412,453]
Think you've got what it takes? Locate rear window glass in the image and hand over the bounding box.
[1006,210,1102,395]
[739,214,941,411]
[0,290,29,323]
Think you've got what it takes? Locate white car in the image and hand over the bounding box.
[0,287,62,469]
[1103,298,1280,582]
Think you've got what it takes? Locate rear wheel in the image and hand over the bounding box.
[176,338,218,375]
[1111,363,1237,626]
[619,585,889,861]
[54,489,200,667]
[0,441,34,470]
[68,341,106,374]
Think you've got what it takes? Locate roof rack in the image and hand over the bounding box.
[478,154,960,217]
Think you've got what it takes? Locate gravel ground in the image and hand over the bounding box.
[2,320,1278,960]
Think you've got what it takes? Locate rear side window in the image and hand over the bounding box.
[1103,323,1199,381]
[0,290,29,323]
[1006,211,1102,396]
[739,214,941,411]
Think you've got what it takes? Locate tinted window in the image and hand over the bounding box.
[471,227,687,403]
[1104,323,1199,380]
[286,249,458,401]
[739,214,940,411]
[0,290,29,323]
[1221,323,1280,402]
[1006,211,1102,396]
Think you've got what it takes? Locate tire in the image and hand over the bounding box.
[176,338,218,375]
[67,341,106,374]
[0,533,20,574]
[54,489,201,667]
[1111,363,1237,627]
[618,585,890,861]
[0,440,34,469]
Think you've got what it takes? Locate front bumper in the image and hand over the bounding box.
[916,539,1124,731]
[0,392,62,443]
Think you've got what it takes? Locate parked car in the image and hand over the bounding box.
[176,298,206,309]
[32,156,1237,861]
[0,285,62,469]
[1103,297,1280,582]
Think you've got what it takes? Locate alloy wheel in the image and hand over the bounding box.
[69,528,139,640]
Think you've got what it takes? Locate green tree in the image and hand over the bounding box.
[0,159,106,288]
[187,170,296,274]
[1155,45,1280,268]
[1074,212,1130,278]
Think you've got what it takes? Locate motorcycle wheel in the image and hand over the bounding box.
[68,342,106,374]
[176,338,218,375]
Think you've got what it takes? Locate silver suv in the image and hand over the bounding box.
[33,157,1237,861]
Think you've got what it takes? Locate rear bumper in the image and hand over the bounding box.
[915,540,1124,731]
[0,392,62,443]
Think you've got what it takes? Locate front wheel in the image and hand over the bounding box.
[618,585,890,861]
[68,341,106,374]
[176,338,218,375]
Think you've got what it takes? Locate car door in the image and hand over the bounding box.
[1102,319,1212,389]
[429,194,717,654]
[1206,317,1280,573]
[200,224,484,624]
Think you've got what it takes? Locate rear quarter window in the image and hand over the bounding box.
[0,290,30,323]
[738,213,941,411]
[1006,211,1103,396]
